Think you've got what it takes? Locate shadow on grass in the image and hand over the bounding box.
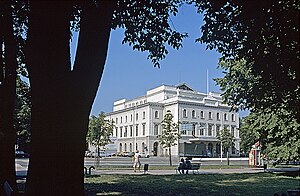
[84,173,300,195]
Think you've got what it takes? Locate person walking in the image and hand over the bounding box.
[133,150,141,172]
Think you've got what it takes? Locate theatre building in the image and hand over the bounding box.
[105,83,240,157]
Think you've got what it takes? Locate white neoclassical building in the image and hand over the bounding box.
[105,83,240,157]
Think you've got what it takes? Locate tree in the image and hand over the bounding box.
[158,111,181,166]
[217,128,234,165]
[0,1,18,192]
[22,1,188,195]
[239,109,300,163]
[86,113,114,158]
[194,0,299,120]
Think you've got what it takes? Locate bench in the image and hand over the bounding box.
[176,163,201,174]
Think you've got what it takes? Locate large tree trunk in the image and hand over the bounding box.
[25,1,116,195]
[0,1,18,193]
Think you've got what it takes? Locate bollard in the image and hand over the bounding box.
[144,164,149,174]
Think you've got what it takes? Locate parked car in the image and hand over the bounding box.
[138,152,150,158]
[127,152,135,157]
[15,150,30,158]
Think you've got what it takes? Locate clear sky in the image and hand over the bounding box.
[70,5,249,117]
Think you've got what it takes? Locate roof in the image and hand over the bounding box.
[176,83,194,91]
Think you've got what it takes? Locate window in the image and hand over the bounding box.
[116,118,118,124]
[209,112,212,119]
[200,128,204,136]
[183,109,187,118]
[124,126,128,137]
[181,123,193,135]
[119,143,122,152]
[130,125,133,137]
[120,127,123,137]
[216,125,220,136]
[192,124,196,136]
[130,114,133,122]
[124,143,127,151]
[200,111,204,119]
[224,113,228,121]
[199,123,205,135]
[217,113,220,121]
[136,125,139,136]
[155,111,159,119]
[154,124,159,135]
[136,113,138,121]
[121,117,123,123]
[125,115,127,122]
[143,111,145,119]
[208,124,212,136]
[192,110,196,118]
[231,114,235,122]
[142,124,146,135]
[115,127,118,137]
[231,126,235,137]
[129,143,132,152]
[136,143,138,151]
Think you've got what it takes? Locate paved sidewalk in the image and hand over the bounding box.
[92,168,265,175]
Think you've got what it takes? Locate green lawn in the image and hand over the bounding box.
[84,173,299,195]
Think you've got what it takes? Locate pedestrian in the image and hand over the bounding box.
[178,158,185,174]
[133,150,141,172]
[185,158,191,174]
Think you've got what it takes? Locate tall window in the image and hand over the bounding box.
[115,127,118,137]
[125,115,127,122]
[120,127,123,137]
[116,118,118,124]
[200,111,204,119]
[208,124,212,136]
[231,114,235,122]
[155,111,159,119]
[199,123,205,135]
[183,109,187,118]
[136,125,139,136]
[216,125,220,136]
[142,124,146,135]
[130,126,133,137]
[130,114,133,122]
[209,112,212,119]
[217,113,220,121]
[192,124,196,136]
[121,117,123,123]
[192,110,196,118]
[224,113,228,121]
[200,128,204,135]
[124,126,128,137]
[119,143,122,152]
[143,111,145,119]
[136,143,138,151]
[129,143,132,152]
[154,124,159,135]
[181,123,193,135]
[136,113,138,121]
[124,143,127,151]
[231,126,235,137]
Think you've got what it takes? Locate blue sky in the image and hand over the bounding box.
[71,5,249,117]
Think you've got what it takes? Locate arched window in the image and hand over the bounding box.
[119,143,122,152]
[192,110,196,118]
[136,143,138,151]
[183,109,187,118]
[124,143,127,151]
[142,142,145,152]
[129,143,132,152]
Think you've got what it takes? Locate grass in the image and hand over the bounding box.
[84,173,299,195]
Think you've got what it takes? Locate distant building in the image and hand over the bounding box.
[105,83,240,157]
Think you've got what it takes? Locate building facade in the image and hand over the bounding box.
[105,83,240,157]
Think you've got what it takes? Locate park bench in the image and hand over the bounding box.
[176,163,201,174]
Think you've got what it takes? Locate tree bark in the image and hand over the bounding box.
[169,147,172,166]
[0,1,18,193]
[25,1,116,195]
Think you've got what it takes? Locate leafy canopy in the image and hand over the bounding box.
[159,111,181,148]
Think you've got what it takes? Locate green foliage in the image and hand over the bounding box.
[14,76,31,148]
[158,111,181,148]
[111,0,188,67]
[86,112,114,150]
[240,109,300,162]
[216,127,234,151]
[194,0,299,119]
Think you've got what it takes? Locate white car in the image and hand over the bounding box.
[138,152,150,158]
